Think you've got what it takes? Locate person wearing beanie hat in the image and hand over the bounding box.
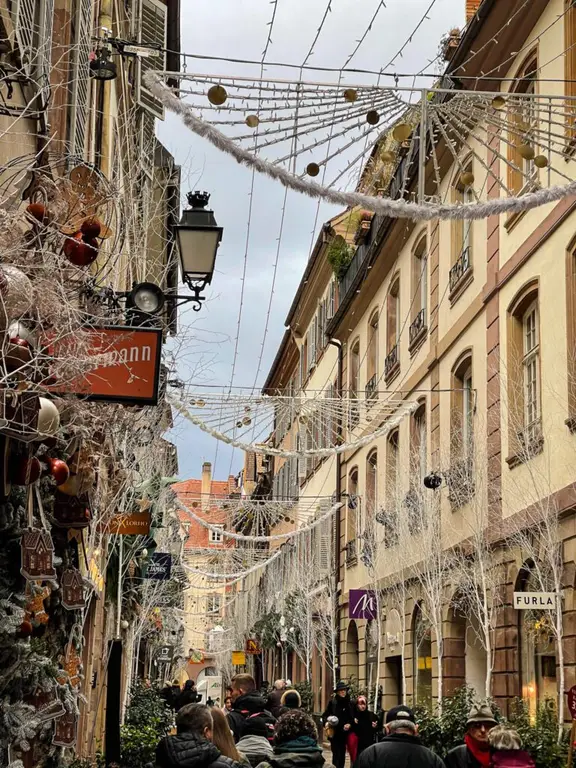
[321,683,353,768]
[254,711,333,768]
[355,705,444,768]
[445,703,497,768]
[275,690,302,718]
[236,714,275,768]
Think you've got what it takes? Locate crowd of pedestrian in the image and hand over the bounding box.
[153,675,537,768]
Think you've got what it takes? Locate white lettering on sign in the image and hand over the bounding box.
[513,592,558,609]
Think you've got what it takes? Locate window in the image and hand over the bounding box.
[449,353,475,506]
[411,402,427,486]
[413,605,433,709]
[387,277,400,353]
[410,236,428,345]
[566,242,576,418]
[299,338,308,386]
[506,282,543,463]
[566,0,576,141]
[508,53,538,195]
[366,311,379,397]
[349,340,360,428]
[346,469,359,563]
[206,594,222,614]
[209,525,224,544]
[366,451,378,518]
[385,431,399,546]
[450,165,474,293]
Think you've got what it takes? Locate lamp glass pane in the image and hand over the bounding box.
[178,229,220,277]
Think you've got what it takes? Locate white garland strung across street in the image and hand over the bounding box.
[168,391,419,458]
[181,546,284,580]
[146,72,576,221]
[177,496,341,542]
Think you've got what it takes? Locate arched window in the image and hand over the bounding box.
[508,52,538,195]
[366,450,378,518]
[346,468,359,564]
[566,1,576,141]
[517,563,557,720]
[506,281,542,464]
[413,604,432,709]
[450,163,474,294]
[346,621,360,686]
[349,340,360,429]
[366,311,379,398]
[385,276,400,380]
[410,235,428,347]
[385,430,399,547]
[366,619,380,704]
[410,400,427,486]
[449,353,474,506]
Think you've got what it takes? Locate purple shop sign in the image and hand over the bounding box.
[349,589,377,620]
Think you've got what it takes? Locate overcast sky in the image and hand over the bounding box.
[159,0,465,481]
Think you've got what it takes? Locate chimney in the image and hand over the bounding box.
[466,0,481,22]
[201,462,211,510]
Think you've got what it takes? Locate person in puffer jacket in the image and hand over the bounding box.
[228,674,276,743]
[254,710,334,768]
[237,714,275,767]
[156,703,244,768]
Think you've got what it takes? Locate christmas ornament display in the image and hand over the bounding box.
[0,265,33,321]
[26,689,65,723]
[26,202,50,225]
[53,491,91,527]
[22,581,50,629]
[45,457,70,485]
[4,337,34,372]
[8,322,36,347]
[0,390,40,441]
[20,527,56,580]
[80,216,102,238]
[61,568,85,610]
[52,710,78,748]
[11,455,41,485]
[37,397,60,437]
[58,642,82,688]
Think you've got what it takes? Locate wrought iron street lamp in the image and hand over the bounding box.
[174,191,223,310]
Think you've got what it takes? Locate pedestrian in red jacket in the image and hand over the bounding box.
[488,726,535,768]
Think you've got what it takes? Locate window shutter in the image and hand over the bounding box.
[136,0,167,120]
[309,324,316,369]
[139,110,156,177]
[69,0,93,159]
[327,281,336,319]
[297,434,307,480]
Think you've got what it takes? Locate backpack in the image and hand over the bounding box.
[239,710,276,744]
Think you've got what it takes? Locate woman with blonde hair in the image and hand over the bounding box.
[210,706,250,766]
[488,725,535,768]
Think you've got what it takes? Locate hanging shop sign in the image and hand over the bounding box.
[569,685,576,719]
[46,326,162,405]
[245,638,261,655]
[513,592,558,609]
[100,511,151,536]
[232,651,246,666]
[349,589,377,620]
[145,552,172,580]
[189,650,204,664]
[156,645,175,663]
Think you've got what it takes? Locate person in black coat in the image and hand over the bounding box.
[156,703,244,768]
[227,673,276,743]
[321,681,353,768]
[355,705,445,768]
[176,680,201,712]
[351,696,378,760]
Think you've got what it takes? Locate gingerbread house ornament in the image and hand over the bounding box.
[61,568,85,610]
[26,689,65,723]
[20,527,56,580]
[52,710,78,748]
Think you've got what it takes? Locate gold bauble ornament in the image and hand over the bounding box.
[381,150,396,163]
[306,163,320,177]
[491,95,506,109]
[392,123,412,142]
[245,114,259,128]
[534,154,549,168]
[366,110,380,125]
[519,144,535,160]
[343,89,358,103]
[460,171,475,187]
[207,85,227,106]
[195,399,206,408]
[242,416,252,425]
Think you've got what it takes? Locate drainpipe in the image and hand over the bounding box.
[328,338,343,680]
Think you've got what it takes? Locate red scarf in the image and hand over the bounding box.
[465,734,491,767]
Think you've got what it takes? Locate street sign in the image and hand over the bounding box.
[513,592,557,609]
[232,651,246,666]
[568,685,576,719]
[349,589,377,620]
[569,686,576,768]
[245,638,261,655]
[155,646,174,663]
[145,552,172,580]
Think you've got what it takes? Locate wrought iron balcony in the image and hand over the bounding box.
[345,539,357,565]
[409,308,427,346]
[348,398,360,429]
[384,344,399,379]
[365,374,378,403]
[449,245,471,293]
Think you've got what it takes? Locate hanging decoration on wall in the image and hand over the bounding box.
[58,642,82,689]
[26,690,65,723]
[22,581,51,629]
[146,72,576,221]
[169,392,418,458]
[20,528,56,581]
[52,710,78,748]
[61,568,85,611]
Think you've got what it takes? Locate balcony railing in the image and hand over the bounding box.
[384,345,399,379]
[348,398,360,429]
[449,245,471,293]
[365,374,378,404]
[409,308,427,346]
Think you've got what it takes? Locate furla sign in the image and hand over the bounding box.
[513,592,558,609]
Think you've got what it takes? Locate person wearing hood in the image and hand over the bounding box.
[350,696,377,763]
[228,674,276,743]
[321,682,353,768]
[355,706,445,768]
[276,690,302,718]
[237,713,275,767]
[176,680,201,712]
[267,681,287,718]
[445,704,497,768]
[254,710,334,768]
[155,703,244,768]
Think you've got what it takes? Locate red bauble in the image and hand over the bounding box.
[80,217,102,239]
[5,337,33,371]
[63,232,98,267]
[81,237,99,262]
[12,456,41,485]
[19,619,33,637]
[46,457,70,486]
[26,203,49,225]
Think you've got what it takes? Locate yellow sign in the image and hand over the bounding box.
[232,651,246,666]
